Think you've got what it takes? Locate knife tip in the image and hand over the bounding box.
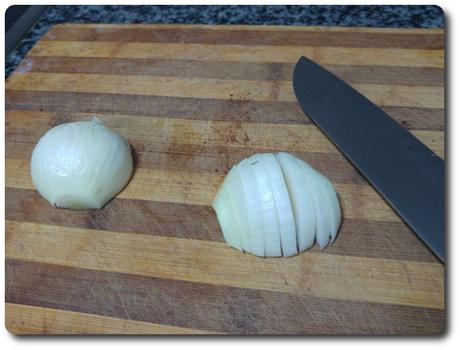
[297,56,307,64]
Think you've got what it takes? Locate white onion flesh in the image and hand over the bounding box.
[249,156,282,257]
[212,152,342,257]
[276,152,316,252]
[254,153,298,257]
[213,184,243,251]
[305,166,332,249]
[237,159,265,257]
[316,172,342,244]
[31,118,133,209]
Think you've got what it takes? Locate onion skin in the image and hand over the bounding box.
[212,152,342,257]
[31,118,133,210]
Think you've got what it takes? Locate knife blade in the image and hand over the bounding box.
[293,56,444,262]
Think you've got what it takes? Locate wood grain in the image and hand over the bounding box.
[5,24,444,334]
[7,72,444,108]
[49,23,443,34]
[5,188,437,263]
[6,220,443,308]
[28,41,443,68]
[16,57,445,86]
[43,24,444,49]
[6,260,444,334]
[5,90,445,130]
[6,303,216,334]
[5,110,444,158]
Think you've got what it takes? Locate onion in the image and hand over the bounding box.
[302,164,331,249]
[250,156,282,257]
[315,171,342,245]
[212,183,242,251]
[31,117,133,209]
[212,152,342,257]
[237,158,265,256]
[253,153,298,257]
[276,152,316,252]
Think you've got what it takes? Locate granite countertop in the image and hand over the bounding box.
[5,5,444,77]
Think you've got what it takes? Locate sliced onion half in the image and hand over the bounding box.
[212,152,342,257]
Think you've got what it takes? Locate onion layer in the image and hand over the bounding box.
[31,118,133,209]
[212,152,342,257]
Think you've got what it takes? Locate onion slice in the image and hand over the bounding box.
[294,159,329,249]
[212,176,243,251]
[237,159,265,256]
[254,153,298,257]
[276,152,316,251]
[316,172,342,244]
[248,154,282,257]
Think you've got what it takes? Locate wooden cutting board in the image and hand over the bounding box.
[5,24,445,335]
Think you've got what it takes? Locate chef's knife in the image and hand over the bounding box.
[293,56,444,263]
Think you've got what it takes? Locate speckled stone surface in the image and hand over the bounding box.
[5,5,444,78]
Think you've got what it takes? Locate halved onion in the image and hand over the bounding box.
[212,152,342,257]
[31,118,133,209]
